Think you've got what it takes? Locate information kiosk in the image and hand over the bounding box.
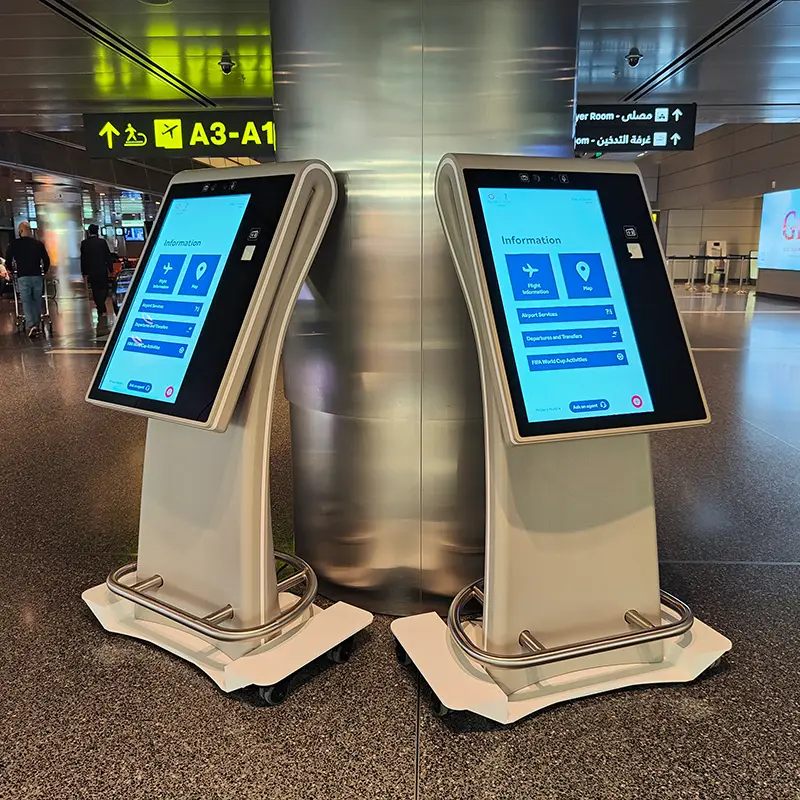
[83,161,372,705]
[392,154,731,724]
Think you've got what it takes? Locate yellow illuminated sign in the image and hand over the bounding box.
[154,119,183,150]
[84,112,277,159]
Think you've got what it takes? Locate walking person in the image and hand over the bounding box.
[81,224,113,320]
[5,221,50,338]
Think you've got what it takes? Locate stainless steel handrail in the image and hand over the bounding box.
[106,551,318,642]
[447,579,694,670]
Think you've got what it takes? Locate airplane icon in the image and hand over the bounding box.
[523,263,539,278]
[154,119,183,150]
[162,263,173,273]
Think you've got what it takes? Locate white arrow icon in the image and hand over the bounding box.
[671,133,681,145]
[672,108,683,121]
[523,263,539,278]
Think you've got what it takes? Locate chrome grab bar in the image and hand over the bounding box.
[106,551,318,643]
[447,579,694,670]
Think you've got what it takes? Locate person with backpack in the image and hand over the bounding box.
[5,221,50,338]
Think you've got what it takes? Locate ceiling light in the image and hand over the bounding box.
[155,200,160,205]
[99,192,106,196]
[13,178,21,183]
[137,0,173,5]
[5,198,11,202]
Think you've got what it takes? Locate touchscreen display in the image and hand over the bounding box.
[99,194,250,403]
[477,187,654,424]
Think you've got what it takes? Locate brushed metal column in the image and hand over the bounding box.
[273,0,579,614]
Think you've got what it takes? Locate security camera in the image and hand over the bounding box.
[218,52,236,75]
[625,47,643,68]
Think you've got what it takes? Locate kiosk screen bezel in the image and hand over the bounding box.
[463,167,708,439]
[87,173,295,423]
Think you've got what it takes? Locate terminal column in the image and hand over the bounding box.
[272,0,581,614]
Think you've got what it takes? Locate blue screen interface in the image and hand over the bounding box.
[478,187,654,423]
[99,194,251,403]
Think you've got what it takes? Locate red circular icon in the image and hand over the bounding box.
[631,395,643,409]
[165,386,175,398]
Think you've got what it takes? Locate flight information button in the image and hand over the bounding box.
[127,380,152,394]
[569,399,610,414]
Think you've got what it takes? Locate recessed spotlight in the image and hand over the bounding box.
[5,198,11,202]
[155,200,160,205]
[137,0,173,5]
[99,192,106,196]
[13,178,21,183]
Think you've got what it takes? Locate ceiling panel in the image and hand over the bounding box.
[0,0,273,129]
[70,0,274,102]
[0,5,185,128]
[577,0,800,122]
[2,0,800,133]
[578,0,743,102]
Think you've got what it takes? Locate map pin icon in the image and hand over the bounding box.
[195,261,207,281]
[576,260,591,282]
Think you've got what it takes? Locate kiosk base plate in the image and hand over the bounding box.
[391,609,731,725]
[83,584,373,693]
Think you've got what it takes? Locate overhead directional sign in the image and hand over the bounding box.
[83,111,276,159]
[574,104,697,154]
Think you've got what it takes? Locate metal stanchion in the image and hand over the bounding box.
[686,257,698,292]
[721,257,731,292]
[736,266,748,295]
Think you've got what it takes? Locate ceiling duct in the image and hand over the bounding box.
[622,0,784,102]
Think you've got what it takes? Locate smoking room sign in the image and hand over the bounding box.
[574,104,697,153]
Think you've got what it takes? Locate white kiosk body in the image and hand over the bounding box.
[392,154,730,723]
[83,161,372,698]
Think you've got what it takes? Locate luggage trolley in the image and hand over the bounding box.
[82,161,372,704]
[111,264,136,313]
[392,154,731,725]
[13,269,53,337]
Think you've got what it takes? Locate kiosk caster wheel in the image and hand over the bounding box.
[326,635,356,664]
[395,639,412,667]
[259,676,292,707]
[432,696,452,717]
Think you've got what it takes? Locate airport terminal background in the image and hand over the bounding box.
[3,0,800,798]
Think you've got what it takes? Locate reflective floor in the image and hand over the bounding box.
[2,288,800,798]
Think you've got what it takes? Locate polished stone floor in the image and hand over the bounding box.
[2,288,800,799]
